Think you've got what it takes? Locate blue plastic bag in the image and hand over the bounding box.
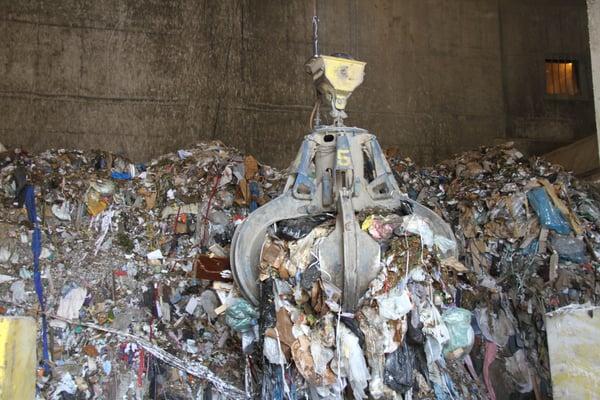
[550,234,589,264]
[520,239,539,255]
[527,188,570,234]
[111,171,132,180]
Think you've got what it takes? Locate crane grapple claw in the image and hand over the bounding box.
[230,55,457,311]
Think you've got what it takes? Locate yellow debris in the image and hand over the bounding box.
[0,316,37,400]
[361,215,375,231]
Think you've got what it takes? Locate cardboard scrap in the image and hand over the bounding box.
[87,199,108,216]
[549,252,558,283]
[83,344,99,357]
[441,256,469,273]
[291,335,336,386]
[244,155,259,180]
[50,287,88,329]
[236,179,250,206]
[265,308,295,350]
[137,187,157,210]
[538,228,549,254]
[260,240,288,280]
[538,179,582,234]
[465,161,485,176]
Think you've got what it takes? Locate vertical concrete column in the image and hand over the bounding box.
[589,0,600,161]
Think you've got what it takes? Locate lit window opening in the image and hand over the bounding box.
[545,59,579,96]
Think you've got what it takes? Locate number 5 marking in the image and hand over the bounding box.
[337,149,351,167]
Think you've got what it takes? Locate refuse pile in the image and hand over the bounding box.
[237,143,599,399]
[0,141,598,399]
[386,143,600,398]
[0,142,284,399]
[247,211,487,399]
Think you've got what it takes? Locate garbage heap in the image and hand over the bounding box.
[387,143,600,398]
[0,141,598,399]
[242,142,599,399]
[248,212,486,399]
[0,142,283,399]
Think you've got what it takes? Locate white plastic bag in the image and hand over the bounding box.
[263,336,286,365]
[377,288,413,320]
[310,340,334,376]
[337,324,370,399]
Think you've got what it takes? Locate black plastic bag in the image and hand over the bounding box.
[340,316,365,348]
[406,311,424,345]
[300,264,321,290]
[274,214,332,241]
[13,166,28,207]
[384,341,415,394]
[259,278,276,332]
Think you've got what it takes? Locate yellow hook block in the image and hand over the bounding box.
[305,55,366,112]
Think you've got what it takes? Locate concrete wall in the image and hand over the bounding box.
[0,0,595,167]
[590,0,600,161]
[500,0,596,154]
